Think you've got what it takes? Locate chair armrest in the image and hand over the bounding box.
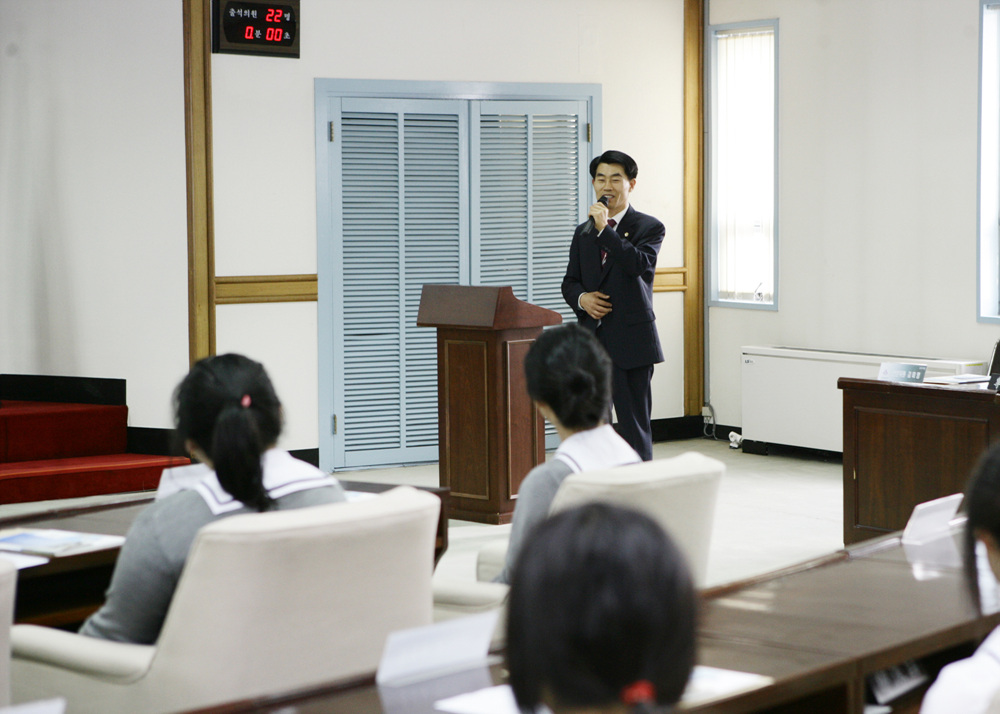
[12,625,155,680]
[432,577,509,650]
[432,577,508,616]
[476,539,509,582]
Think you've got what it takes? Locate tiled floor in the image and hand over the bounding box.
[344,436,845,588]
[0,437,844,589]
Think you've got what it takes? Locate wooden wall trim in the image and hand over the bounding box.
[215,275,319,304]
[682,0,706,417]
[654,267,688,292]
[183,0,216,363]
[184,2,706,411]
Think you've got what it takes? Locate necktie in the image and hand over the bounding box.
[601,219,617,265]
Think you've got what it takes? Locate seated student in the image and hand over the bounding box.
[921,443,1000,713]
[494,324,640,584]
[506,502,697,714]
[80,353,346,644]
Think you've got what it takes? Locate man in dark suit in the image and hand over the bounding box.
[561,150,664,461]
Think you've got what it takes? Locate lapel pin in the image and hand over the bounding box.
[624,232,629,238]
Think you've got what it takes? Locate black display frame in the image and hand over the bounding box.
[212,0,300,58]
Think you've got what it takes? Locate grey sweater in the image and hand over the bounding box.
[493,459,574,585]
[80,482,345,644]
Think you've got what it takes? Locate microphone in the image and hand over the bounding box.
[584,195,610,236]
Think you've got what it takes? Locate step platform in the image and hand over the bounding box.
[0,401,127,463]
[0,454,188,504]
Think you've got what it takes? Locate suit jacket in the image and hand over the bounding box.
[561,205,664,370]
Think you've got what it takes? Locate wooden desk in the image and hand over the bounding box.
[839,378,1000,545]
[3,482,450,628]
[2,496,151,627]
[181,530,999,714]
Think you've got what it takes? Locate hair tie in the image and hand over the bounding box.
[621,680,656,706]
[240,394,252,408]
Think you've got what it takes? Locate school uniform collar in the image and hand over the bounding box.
[553,424,641,473]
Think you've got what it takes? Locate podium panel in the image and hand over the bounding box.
[505,338,539,502]
[418,285,561,523]
[442,339,490,501]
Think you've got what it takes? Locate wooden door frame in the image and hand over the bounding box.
[181,0,706,413]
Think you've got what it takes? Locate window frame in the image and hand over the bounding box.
[705,19,780,311]
[980,1,1000,323]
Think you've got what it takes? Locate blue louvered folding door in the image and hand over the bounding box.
[334,99,468,468]
[326,97,588,469]
[472,100,588,322]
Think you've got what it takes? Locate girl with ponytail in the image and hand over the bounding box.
[507,502,697,713]
[80,354,346,644]
[493,324,641,585]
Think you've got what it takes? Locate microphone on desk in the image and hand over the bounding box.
[583,195,610,236]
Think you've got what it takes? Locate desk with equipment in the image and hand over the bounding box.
[839,377,1000,545]
[178,525,997,714]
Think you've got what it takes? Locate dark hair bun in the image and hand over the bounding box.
[525,325,611,430]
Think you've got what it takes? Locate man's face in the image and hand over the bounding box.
[592,162,636,217]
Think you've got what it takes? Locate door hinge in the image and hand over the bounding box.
[329,121,335,142]
[586,122,592,143]
[332,414,338,435]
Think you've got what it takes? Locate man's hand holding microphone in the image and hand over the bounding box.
[580,195,612,320]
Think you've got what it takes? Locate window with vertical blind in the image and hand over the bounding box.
[980,2,1000,322]
[708,21,778,308]
[316,82,595,470]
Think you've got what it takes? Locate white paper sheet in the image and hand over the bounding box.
[432,665,774,714]
[377,611,499,686]
[434,685,520,714]
[0,698,66,714]
[0,552,48,570]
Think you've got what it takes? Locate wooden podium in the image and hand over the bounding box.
[417,285,562,524]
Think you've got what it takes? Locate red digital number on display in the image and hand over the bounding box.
[241,8,286,43]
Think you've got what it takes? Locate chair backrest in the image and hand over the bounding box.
[0,557,16,706]
[549,452,723,587]
[148,485,440,710]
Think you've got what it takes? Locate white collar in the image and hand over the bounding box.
[157,449,340,515]
[553,424,641,473]
[608,204,629,226]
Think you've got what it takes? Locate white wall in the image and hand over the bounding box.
[0,0,686,450]
[10,0,988,451]
[0,0,190,429]
[17,0,996,448]
[211,0,688,444]
[707,0,994,427]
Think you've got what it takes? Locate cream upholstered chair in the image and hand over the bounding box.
[475,452,723,586]
[11,486,440,714]
[546,451,723,586]
[0,556,17,707]
[434,451,724,629]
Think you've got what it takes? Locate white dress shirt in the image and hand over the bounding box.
[920,626,1000,713]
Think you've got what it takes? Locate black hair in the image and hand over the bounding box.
[173,353,282,512]
[524,324,611,431]
[589,150,639,181]
[963,444,1000,612]
[506,502,698,713]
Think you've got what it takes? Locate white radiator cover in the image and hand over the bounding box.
[740,346,987,452]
